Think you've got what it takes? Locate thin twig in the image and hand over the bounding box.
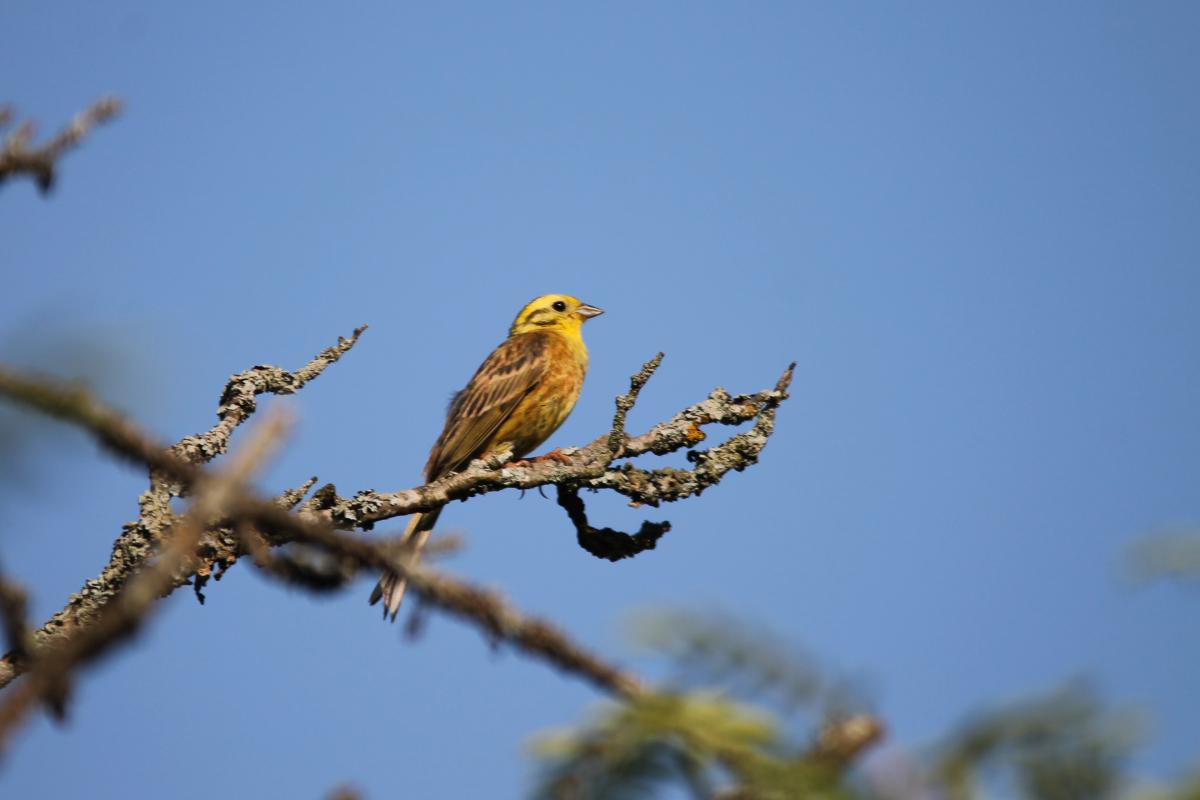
[608,353,664,455]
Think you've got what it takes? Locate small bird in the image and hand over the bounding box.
[370,294,604,620]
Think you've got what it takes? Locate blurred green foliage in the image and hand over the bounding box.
[932,685,1138,800]
[529,610,875,800]
[1128,528,1200,584]
[529,611,1197,800]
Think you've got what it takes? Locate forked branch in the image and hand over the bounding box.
[0,97,122,192]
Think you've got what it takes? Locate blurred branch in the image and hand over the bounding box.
[0,571,31,665]
[0,97,122,193]
[234,499,648,699]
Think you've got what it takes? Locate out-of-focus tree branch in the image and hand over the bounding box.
[0,97,121,192]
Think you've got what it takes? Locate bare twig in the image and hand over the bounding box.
[0,97,122,192]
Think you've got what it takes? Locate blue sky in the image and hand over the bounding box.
[2,2,1198,797]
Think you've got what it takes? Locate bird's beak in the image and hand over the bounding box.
[575,304,604,320]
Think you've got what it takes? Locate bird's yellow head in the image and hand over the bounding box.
[509,294,604,337]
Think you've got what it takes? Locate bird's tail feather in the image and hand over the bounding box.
[368,508,441,622]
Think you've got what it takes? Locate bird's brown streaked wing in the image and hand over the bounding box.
[424,332,548,479]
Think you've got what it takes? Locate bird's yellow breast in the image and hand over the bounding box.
[491,330,587,459]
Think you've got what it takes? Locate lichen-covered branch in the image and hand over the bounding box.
[172,325,367,465]
[313,360,793,531]
[0,97,122,192]
[589,363,795,508]
[0,328,364,688]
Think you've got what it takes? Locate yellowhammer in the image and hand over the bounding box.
[370,294,604,620]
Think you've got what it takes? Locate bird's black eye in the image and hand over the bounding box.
[552,300,567,312]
